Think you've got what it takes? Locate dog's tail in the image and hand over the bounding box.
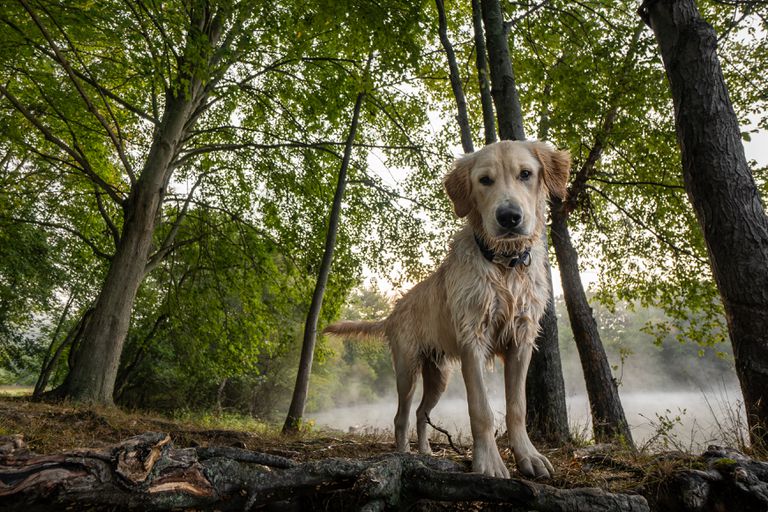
[323,320,387,339]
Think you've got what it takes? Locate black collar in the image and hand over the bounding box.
[474,234,532,269]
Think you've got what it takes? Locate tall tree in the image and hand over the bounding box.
[0,0,242,403]
[640,0,768,447]
[283,90,366,433]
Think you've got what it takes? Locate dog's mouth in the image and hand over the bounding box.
[494,227,527,239]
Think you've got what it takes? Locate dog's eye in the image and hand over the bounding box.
[479,176,494,186]
[519,169,532,180]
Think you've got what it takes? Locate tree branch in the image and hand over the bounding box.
[0,83,125,205]
[144,172,207,275]
[587,185,705,261]
[0,432,652,511]
[347,178,443,213]
[590,176,684,190]
[0,215,112,260]
[504,0,550,30]
[94,188,121,248]
[19,0,136,182]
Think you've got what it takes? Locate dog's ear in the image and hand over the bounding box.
[532,142,570,200]
[444,153,475,218]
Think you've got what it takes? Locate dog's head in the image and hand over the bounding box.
[444,140,570,243]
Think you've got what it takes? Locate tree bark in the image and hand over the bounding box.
[480,0,526,141]
[283,91,366,434]
[0,432,651,511]
[526,245,571,445]
[471,0,497,145]
[550,198,633,446]
[640,0,768,447]
[435,0,474,154]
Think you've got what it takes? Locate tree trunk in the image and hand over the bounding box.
[480,0,525,141]
[32,292,75,397]
[64,92,197,405]
[471,0,497,145]
[550,198,633,446]
[283,91,366,434]
[526,235,571,445]
[435,0,474,154]
[640,0,768,447]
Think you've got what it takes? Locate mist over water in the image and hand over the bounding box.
[309,383,745,451]
[309,346,746,451]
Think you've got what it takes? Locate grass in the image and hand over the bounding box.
[0,398,399,462]
[0,386,33,397]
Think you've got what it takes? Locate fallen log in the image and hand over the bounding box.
[0,432,649,511]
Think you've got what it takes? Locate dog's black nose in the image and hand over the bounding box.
[496,204,523,229]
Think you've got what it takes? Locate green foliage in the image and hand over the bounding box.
[0,0,440,403]
[0,0,765,418]
[114,207,354,414]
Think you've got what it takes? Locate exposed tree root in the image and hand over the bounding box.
[0,432,651,511]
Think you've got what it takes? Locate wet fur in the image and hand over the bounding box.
[325,140,570,479]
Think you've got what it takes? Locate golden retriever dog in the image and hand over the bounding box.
[324,140,570,479]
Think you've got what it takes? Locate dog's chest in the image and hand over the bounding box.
[486,269,536,348]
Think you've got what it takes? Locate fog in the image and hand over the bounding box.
[310,383,745,452]
[309,314,746,451]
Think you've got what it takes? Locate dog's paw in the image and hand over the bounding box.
[472,443,510,478]
[514,450,554,480]
[418,442,432,455]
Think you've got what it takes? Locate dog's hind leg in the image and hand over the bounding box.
[415,359,451,455]
[393,356,417,452]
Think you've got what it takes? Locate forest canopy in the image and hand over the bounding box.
[0,0,766,424]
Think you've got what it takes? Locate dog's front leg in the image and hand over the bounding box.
[504,342,554,479]
[460,347,510,478]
